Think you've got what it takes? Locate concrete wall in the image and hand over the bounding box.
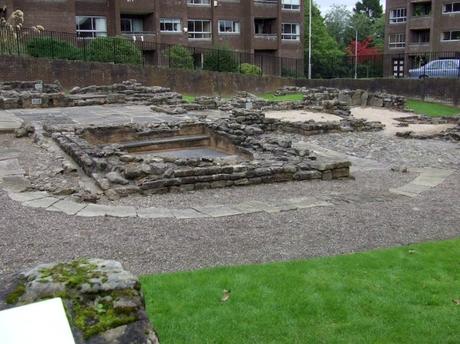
[0,55,459,105]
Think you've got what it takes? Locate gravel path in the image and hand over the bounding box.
[1,119,459,304]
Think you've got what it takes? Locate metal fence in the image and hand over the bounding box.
[311,51,460,79]
[1,28,459,79]
[0,28,303,78]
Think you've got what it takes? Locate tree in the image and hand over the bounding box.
[168,45,194,69]
[324,5,352,48]
[203,45,238,73]
[346,36,380,62]
[304,0,345,78]
[353,0,383,21]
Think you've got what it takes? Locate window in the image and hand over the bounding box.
[282,0,300,10]
[160,19,181,33]
[443,2,460,13]
[76,16,107,38]
[442,30,460,41]
[188,20,212,39]
[389,8,407,23]
[121,17,143,33]
[282,23,300,40]
[218,20,240,34]
[187,0,210,4]
[389,33,405,48]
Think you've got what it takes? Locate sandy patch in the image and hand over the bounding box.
[264,110,342,122]
[351,107,456,135]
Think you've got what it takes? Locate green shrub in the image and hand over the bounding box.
[240,63,262,76]
[26,37,82,60]
[203,46,238,73]
[167,45,194,69]
[87,37,142,64]
[281,67,298,78]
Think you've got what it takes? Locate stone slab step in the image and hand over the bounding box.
[119,135,211,150]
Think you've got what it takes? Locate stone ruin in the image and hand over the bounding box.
[394,115,460,141]
[4,259,158,344]
[0,80,406,114]
[0,80,182,109]
[47,109,358,199]
[275,86,407,111]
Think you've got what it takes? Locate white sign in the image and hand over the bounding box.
[0,298,76,344]
[31,98,42,105]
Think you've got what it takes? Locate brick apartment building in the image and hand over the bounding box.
[384,0,460,77]
[0,0,304,73]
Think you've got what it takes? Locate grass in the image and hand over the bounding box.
[182,95,196,103]
[406,99,460,117]
[141,238,460,344]
[258,92,304,102]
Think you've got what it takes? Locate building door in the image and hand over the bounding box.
[392,58,404,78]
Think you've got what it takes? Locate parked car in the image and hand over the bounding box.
[408,59,460,79]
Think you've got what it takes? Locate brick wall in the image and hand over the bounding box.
[0,55,459,105]
[0,55,295,95]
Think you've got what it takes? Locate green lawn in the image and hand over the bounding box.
[141,238,460,344]
[406,99,460,117]
[182,95,196,103]
[258,92,304,102]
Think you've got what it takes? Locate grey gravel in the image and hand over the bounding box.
[1,127,460,311]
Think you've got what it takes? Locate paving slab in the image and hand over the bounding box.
[170,208,208,219]
[23,196,60,209]
[0,149,21,161]
[137,207,174,219]
[0,159,24,177]
[76,204,136,218]
[8,191,50,203]
[193,205,242,218]
[397,182,433,194]
[232,200,276,214]
[50,199,87,216]
[1,175,31,192]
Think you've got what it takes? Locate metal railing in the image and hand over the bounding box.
[0,28,459,80]
[0,27,303,78]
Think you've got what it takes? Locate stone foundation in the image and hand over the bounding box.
[47,110,354,199]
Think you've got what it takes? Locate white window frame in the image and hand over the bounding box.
[187,0,211,5]
[441,30,460,41]
[443,2,460,13]
[389,8,407,23]
[160,18,182,33]
[75,16,107,38]
[282,0,300,11]
[281,23,300,41]
[120,17,144,33]
[188,19,212,40]
[218,20,240,34]
[389,33,406,48]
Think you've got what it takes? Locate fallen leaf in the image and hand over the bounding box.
[453,299,460,305]
[221,289,231,303]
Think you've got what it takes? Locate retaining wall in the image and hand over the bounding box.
[0,55,459,104]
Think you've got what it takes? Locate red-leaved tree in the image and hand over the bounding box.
[346,37,381,63]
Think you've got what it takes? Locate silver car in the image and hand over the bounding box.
[409,59,460,79]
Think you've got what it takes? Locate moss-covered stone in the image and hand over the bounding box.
[4,259,155,342]
[5,280,26,304]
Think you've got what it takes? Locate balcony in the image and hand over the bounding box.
[119,0,155,14]
[254,0,279,17]
[253,34,278,50]
[121,32,157,43]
